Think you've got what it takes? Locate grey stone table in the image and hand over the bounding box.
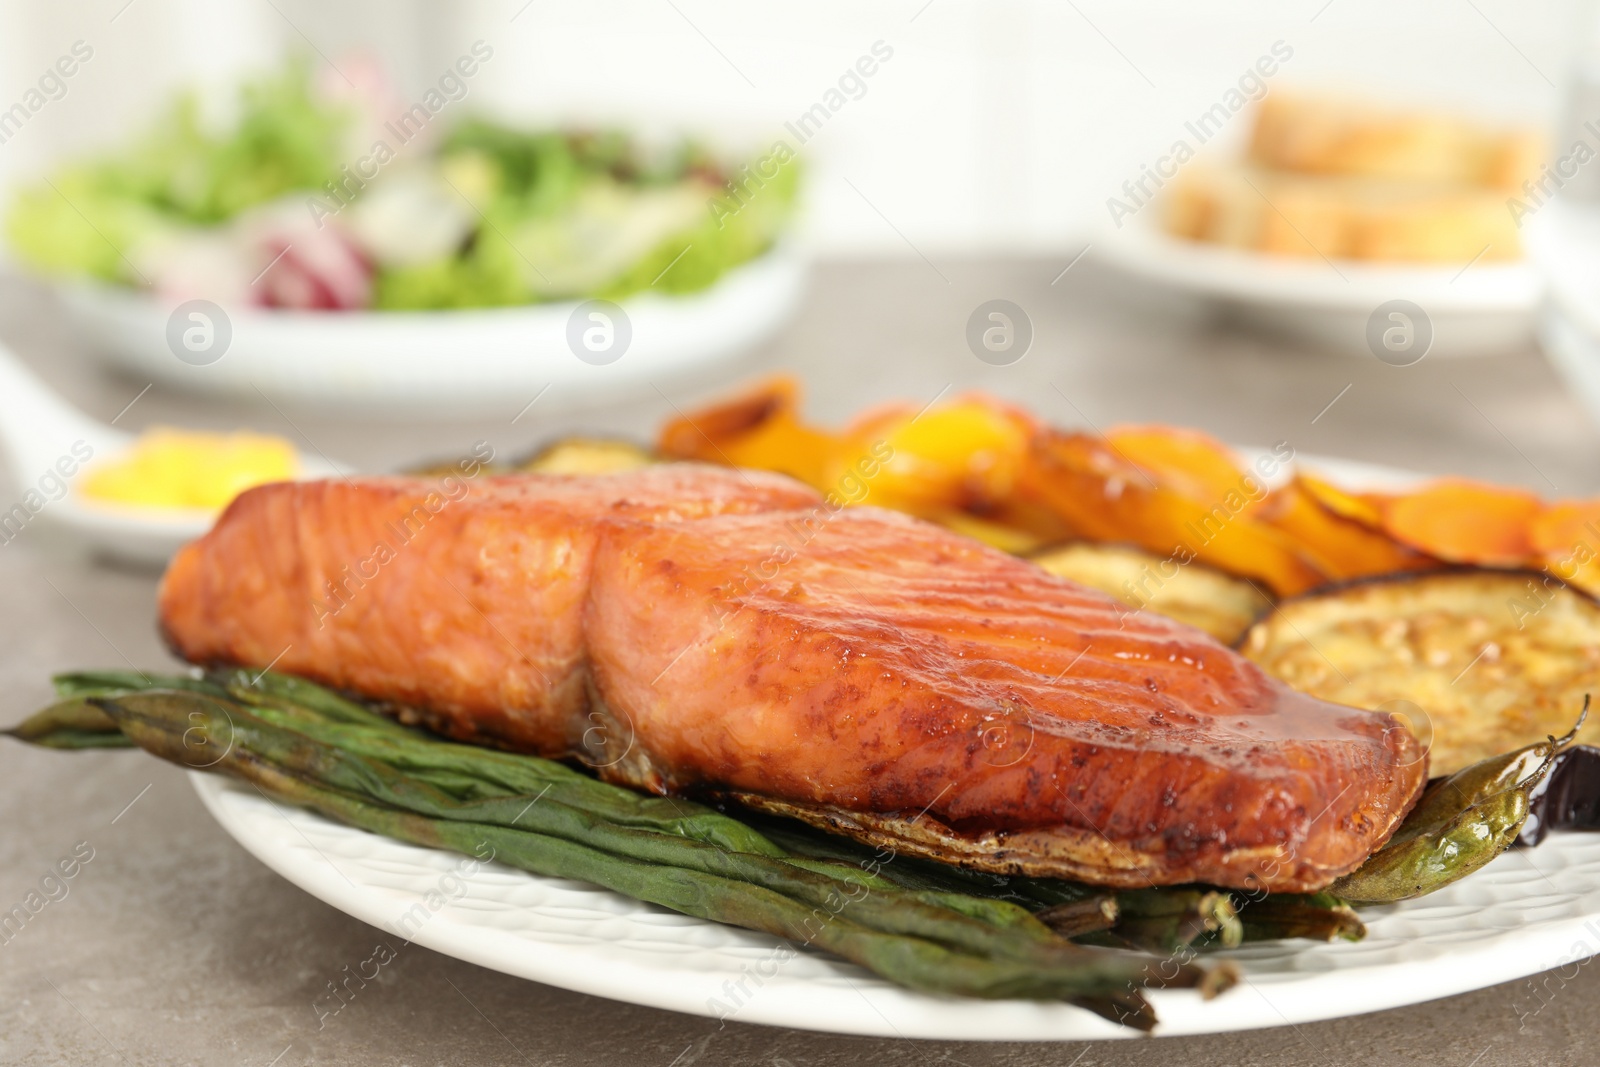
[2,257,1598,1066]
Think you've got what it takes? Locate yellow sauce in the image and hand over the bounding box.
[81,428,299,510]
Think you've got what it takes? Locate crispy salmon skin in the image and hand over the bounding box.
[160,470,1426,891]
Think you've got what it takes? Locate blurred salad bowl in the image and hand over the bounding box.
[8,59,805,415]
[54,246,804,416]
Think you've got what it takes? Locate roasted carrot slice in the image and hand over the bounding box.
[1380,479,1542,566]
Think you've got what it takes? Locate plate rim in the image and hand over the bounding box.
[188,770,1600,1042]
[1095,211,1539,311]
[54,244,809,416]
[55,240,803,326]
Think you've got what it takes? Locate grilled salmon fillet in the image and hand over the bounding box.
[160,470,1426,891]
[158,466,821,753]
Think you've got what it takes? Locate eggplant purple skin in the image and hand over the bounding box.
[1518,745,1600,847]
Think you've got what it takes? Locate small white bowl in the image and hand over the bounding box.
[58,245,807,418]
[1097,214,1539,358]
[0,342,343,566]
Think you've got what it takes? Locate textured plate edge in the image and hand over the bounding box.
[189,773,1600,1041]
[1094,212,1540,311]
[188,772,1143,1042]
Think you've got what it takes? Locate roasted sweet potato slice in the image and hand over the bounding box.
[1104,426,1262,509]
[1017,430,1328,596]
[1240,569,1600,774]
[1262,478,1441,581]
[1299,472,1388,528]
[1380,479,1543,566]
[1530,500,1600,596]
[658,376,838,488]
[841,398,1034,514]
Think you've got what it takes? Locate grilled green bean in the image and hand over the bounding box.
[1228,892,1364,943]
[84,687,1233,1025]
[4,698,128,748]
[1332,712,1585,904]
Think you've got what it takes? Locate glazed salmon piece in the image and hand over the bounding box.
[159,467,821,754]
[584,507,1426,891]
[161,472,1424,891]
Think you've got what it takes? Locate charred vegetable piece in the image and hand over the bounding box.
[1520,744,1600,846]
[1239,569,1600,774]
[1104,426,1261,510]
[1225,892,1365,944]
[1029,541,1272,644]
[1073,889,1241,954]
[1331,714,1584,903]
[1297,473,1388,529]
[657,376,839,488]
[1034,895,1121,938]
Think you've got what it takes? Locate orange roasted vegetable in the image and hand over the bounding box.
[1299,472,1388,529]
[840,397,1035,515]
[1379,478,1542,566]
[1260,478,1440,581]
[1016,429,1328,596]
[657,377,838,489]
[1531,500,1600,596]
[658,378,1042,528]
[659,379,1583,597]
[1106,426,1264,510]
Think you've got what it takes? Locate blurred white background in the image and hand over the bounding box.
[0,0,1585,256]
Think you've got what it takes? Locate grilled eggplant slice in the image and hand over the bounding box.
[1031,542,1273,644]
[515,437,658,475]
[1239,569,1600,774]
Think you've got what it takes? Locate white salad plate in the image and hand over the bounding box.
[1097,213,1539,358]
[185,451,1595,1041]
[58,246,806,418]
[0,339,344,566]
[189,772,1600,1042]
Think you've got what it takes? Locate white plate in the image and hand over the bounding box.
[190,772,1600,1041]
[180,455,1594,1040]
[0,341,346,567]
[58,247,807,418]
[1096,213,1539,358]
